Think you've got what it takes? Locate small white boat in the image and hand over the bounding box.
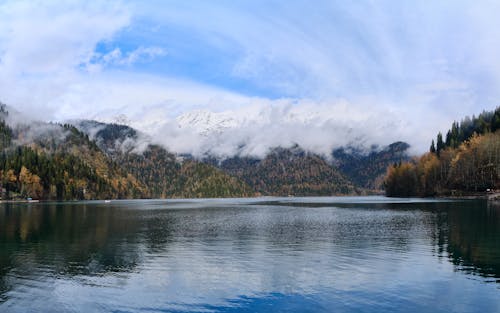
[104,200,111,203]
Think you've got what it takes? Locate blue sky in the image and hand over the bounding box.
[1,0,499,156]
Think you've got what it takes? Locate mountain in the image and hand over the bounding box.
[332,141,410,189]
[175,108,410,193]
[0,102,417,200]
[74,120,254,198]
[0,104,253,200]
[0,113,147,200]
[176,109,238,136]
[209,145,357,196]
[77,120,408,196]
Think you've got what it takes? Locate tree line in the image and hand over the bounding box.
[386,107,500,197]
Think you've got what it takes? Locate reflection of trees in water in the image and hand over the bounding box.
[348,200,500,282]
[1,199,499,302]
[0,203,150,298]
[436,201,500,282]
[142,211,176,252]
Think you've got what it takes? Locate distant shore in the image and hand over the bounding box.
[488,192,500,201]
[0,199,40,203]
[0,192,499,203]
[437,191,500,201]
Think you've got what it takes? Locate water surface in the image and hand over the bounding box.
[0,197,499,312]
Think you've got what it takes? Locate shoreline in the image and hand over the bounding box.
[0,199,40,203]
[437,192,500,201]
[0,192,499,203]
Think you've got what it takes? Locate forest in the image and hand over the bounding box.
[0,122,146,200]
[385,107,500,197]
[0,106,253,200]
[2,101,498,200]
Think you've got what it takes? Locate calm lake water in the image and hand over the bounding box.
[0,197,499,312]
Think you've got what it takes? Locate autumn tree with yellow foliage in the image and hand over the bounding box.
[385,131,499,197]
[18,166,43,199]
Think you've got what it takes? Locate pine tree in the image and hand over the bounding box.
[430,140,436,154]
[436,132,445,157]
[492,108,500,132]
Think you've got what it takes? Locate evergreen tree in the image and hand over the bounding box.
[436,132,445,157]
[492,108,500,132]
[430,140,436,154]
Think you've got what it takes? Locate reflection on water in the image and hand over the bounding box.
[444,201,500,281]
[0,197,499,312]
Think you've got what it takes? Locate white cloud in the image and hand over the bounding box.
[89,46,166,71]
[152,99,416,158]
[0,0,499,158]
[0,1,130,74]
[0,0,131,120]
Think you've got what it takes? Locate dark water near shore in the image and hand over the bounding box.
[0,197,499,312]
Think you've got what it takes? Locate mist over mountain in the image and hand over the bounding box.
[68,101,413,162]
[72,114,410,196]
[73,119,356,196]
[0,102,414,199]
[0,104,253,200]
[152,103,414,159]
[73,120,255,198]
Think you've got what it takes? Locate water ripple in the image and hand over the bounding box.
[0,197,499,312]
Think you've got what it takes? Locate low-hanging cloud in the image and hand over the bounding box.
[2,105,70,148]
[151,100,411,159]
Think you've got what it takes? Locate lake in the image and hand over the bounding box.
[0,197,499,312]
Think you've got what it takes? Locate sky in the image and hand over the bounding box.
[1,0,499,157]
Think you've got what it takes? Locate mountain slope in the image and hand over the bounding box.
[215,146,356,196]
[0,103,417,199]
[0,108,147,200]
[75,120,254,198]
[0,106,252,200]
[332,141,410,189]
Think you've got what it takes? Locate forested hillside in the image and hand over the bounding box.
[84,120,414,197]
[0,103,149,200]
[0,106,253,200]
[332,141,410,189]
[385,107,500,197]
[0,101,440,200]
[216,146,357,196]
[76,121,254,198]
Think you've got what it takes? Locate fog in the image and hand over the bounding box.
[152,101,409,159]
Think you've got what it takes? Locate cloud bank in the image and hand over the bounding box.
[154,100,409,158]
[1,0,500,157]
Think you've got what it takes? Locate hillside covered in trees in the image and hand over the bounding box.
[385,107,500,197]
[0,106,253,200]
[332,141,410,190]
[0,106,148,200]
[83,122,355,197]
[1,102,418,200]
[212,145,357,196]
[75,121,254,198]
